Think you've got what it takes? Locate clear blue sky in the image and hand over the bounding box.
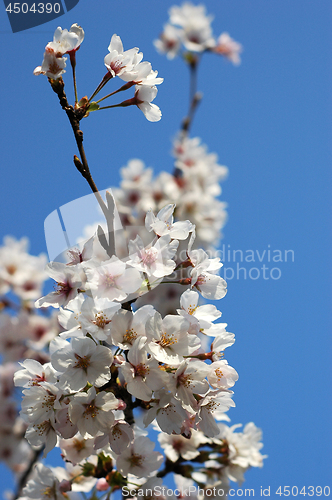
[0,0,331,496]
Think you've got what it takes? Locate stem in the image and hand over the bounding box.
[181,56,202,135]
[95,81,136,104]
[69,51,78,104]
[49,78,115,257]
[14,447,43,500]
[89,72,113,102]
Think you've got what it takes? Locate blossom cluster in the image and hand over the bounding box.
[0,237,59,480]
[154,2,242,64]
[34,25,163,122]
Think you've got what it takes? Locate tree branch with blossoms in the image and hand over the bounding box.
[0,4,266,500]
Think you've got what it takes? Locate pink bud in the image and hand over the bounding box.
[96,478,110,491]
[117,399,126,410]
[59,480,72,493]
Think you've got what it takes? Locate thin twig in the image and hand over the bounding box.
[14,447,43,500]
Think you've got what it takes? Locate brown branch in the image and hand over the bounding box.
[48,78,115,258]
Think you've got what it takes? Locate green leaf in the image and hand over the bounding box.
[88,101,100,112]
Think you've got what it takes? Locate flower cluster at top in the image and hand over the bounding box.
[154,2,242,64]
[34,24,163,122]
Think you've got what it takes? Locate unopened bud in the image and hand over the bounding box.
[96,478,110,491]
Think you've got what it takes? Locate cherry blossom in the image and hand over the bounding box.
[50,336,113,391]
[48,24,84,56]
[116,435,163,477]
[145,204,194,239]
[119,336,168,400]
[35,262,82,309]
[154,23,182,59]
[104,34,141,79]
[68,387,120,437]
[34,46,67,79]
[212,32,242,65]
[85,255,143,302]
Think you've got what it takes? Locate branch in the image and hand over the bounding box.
[48,78,115,258]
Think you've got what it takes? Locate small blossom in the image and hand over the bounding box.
[154,23,182,59]
[212,32,242,65]
[34,46,67,79]
[116,436,163,477]
[134,85,162,122]
[48,24,84,56]
[69,387,119,437]
[50,336,113,391]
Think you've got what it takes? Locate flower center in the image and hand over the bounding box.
[130,453,144,467]
[74,353,91,372]
[84,403,99,418]
[123,328,137,345]
[135,363,149,378]
[160,332,177,347]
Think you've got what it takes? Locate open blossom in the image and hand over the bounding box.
[47,24,84,56]
[33,46,67,78]
[169,359,209,410]
[22,463,66,500]
[127,234,179,279]
[143,389,189,434]
[58,295,121,341]
[134,85,162,122]
[35,262,82,309]
[69,387,120,437]
[158,430,208,462]
[104,34,141,78]
[50,336,113,391]
[212,32,242,65]
[108,305,155,349]
[196,389,235,437]
[94,420,134,454]
[116,435,163,477]
[146,204,194,239]
[59,432,95,465]
[154,23,182,59]
[178,289,223,335]
[85,256,142,302]
[14,360,57,388]
[207,360,239,389]
[146,312,198,366]
[169,2,215,52]
[119,336,168,401]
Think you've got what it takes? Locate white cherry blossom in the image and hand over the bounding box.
[119,336,168,401]
[50,336,113,391]
[116,435,163,477]
[48,24,84,56]
[134,85,162,122]
[146,312,198,366]
[154,23,182,59]
[146,204,194,239]
[68,387,120,437]
[104,34,141,78]
[212,32,242,65]
[127,234,179,279]
[22,463,66,500]
[34,47,67,79]
[35,262,82,309]
[85,256,143,302]
[207,360,238,389]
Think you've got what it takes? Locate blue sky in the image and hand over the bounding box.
[0,0,331,496]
